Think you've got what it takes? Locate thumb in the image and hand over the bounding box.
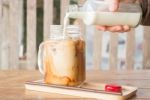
[106,0,120,12]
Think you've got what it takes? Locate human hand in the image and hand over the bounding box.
[97,0,135,32]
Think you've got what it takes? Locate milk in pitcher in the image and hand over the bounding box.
[66,1,142,27]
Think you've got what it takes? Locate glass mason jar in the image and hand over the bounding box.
[38,25,85,86]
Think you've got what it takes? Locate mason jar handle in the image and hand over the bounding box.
[38,42,45,75]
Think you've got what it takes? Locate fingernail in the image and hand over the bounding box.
[123,25,130,31]
[101,28,106,31]
[96,26,106,31]
[116,27,122,31]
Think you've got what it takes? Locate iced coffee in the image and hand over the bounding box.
[43,38,85,86]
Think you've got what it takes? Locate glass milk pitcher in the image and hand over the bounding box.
[67,0,142,27]
[38,25,85,86]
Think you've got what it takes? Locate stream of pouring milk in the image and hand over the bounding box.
[63,12,92,37]
[63,13,70,38]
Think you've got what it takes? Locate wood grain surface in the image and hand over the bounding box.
[93,29,103,70]
[27,0,37,70]
[143,26,150,69]
[0,0,10,69]
[109,33,118,71]
[0,0,2,69]
[60,0,70,25]
[44,0,53,41]
[126,29,135,70]
[0,70,150,99]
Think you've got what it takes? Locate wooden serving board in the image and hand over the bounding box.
[25,80,137,100]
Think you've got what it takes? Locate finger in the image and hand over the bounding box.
[123,25,131,32]
[106,25,123,32]
[106,0,120,11]
[96,26,107,31]
[122,0,137,3]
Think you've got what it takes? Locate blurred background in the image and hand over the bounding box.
[0,0,149,70]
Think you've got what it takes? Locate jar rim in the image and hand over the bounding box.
[49,35,71,40]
